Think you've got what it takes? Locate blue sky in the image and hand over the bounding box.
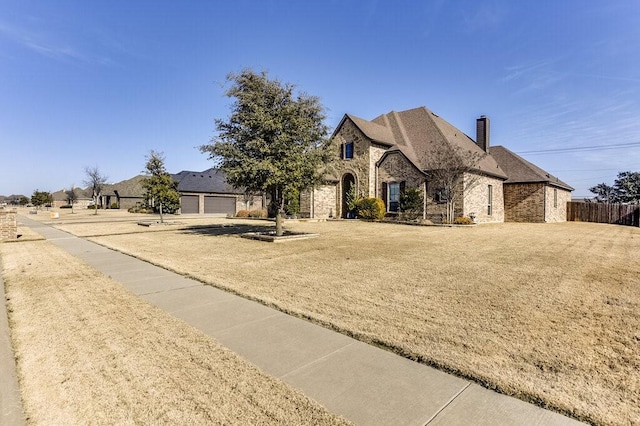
[1,1,639,198]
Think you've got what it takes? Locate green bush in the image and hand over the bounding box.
[356,197,386,220]
[284,188,300,216]
[59,204,73,209]
[87,205,102,210]
[110,202,119,209]
[399,188,423,220]
[453,216,474,225]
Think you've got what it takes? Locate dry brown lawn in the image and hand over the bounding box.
[47,215,640,426]
[0,237,348,425]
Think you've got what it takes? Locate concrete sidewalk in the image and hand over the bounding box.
[16,216,584,425]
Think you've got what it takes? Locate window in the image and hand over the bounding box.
[554,188,558,208]
[435,188,449,203]
[388,182,400,212]
[487,185,493,215]
[341,142,354,159]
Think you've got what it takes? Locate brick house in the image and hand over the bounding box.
[302,106,508,223]
[490,146,574,222]
[301,106,572,223]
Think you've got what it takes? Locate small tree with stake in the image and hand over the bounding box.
[141,150,180,223]
[201,69,331,236]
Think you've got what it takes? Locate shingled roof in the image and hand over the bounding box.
[102,175,146,197]
[172,168,242,194]
[490,146,574,191]
[346,107,507,179]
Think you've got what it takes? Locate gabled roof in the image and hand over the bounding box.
[343,107,507,180]
[172,168,243,194]
[344,114,395,146]
[490,146,574,191]
[102,175,146,197]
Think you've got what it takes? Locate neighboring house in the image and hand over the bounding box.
[51,187,93,209]
[173,168,263,215]
[303,106,508,223]
[100,175,146,210]
[302,106,572,223]
[490,146,574,222]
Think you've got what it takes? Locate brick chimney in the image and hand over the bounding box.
[476,115,490,152]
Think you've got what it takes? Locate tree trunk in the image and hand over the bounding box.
[275,210,284,236]
[159,203,164,223]
[94,196,98,215]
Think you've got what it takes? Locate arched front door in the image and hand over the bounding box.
[342,173,356,218]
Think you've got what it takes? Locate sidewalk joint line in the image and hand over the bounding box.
[423,382,471,425]
[280,341,356,379]
[212,312,283,333]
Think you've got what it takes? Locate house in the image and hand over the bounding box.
[51,187,94,209]
[302,106,572,223]
[302,107,507,223]
[100,175,146,210]
[490,146,574,222]
[173,168,263,215]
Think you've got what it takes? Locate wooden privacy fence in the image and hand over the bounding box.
[567,202,640,227]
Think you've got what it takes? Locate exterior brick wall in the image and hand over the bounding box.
[0,209,17,240]
[377,152,425,213]
[312,185,338,218]
[463,174,505,223]
[504,183,546,222]
[544,186,571,222]
[424,180,458,222]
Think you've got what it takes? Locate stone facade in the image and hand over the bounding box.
[377,152,426,213]
[326,118,376,217]
[0,209,17,240]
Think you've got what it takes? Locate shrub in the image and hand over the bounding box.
[128,203,152,213]
[356,197,386,220]
[284,188,300,216]
[399,188,423,220]
[236,210,250,218]
[59,204,73,209]
[453,216,474,225]
[249,209,268,218]
[110,203,119,209]
[87,205,102,210]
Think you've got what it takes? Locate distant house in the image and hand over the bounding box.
[100,175,146,210]
[301,106,573,223]
[173,168,263,215]
[490,146,574,223]
[51,187,93,209]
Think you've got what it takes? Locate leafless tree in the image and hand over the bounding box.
[83,166,108,215]
[425,146,486,223]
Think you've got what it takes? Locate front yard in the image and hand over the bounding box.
[21,210,640,424]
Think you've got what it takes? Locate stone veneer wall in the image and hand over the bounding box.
[0,209,17,240]
[328,118,376,217]
[503,183,546,222]
[463,174,505,223]
[377,152,425,212]
[544,186,571,222]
